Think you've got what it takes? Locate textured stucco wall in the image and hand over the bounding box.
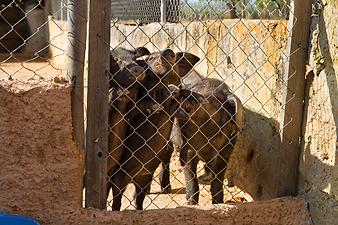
[298,1,338,225]
[226,107,282,200]
[0,80,83,223]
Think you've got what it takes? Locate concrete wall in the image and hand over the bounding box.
[23,8,50,57]
[298,1,338,225]
[0,80,313,225]
[21,0,66,58]
[111,20,288,122]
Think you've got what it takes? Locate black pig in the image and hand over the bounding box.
[139,49,200,193]
[144,48,200,88]
[107,47,150,177]
[108,86,205,210]
[178,78,243,205]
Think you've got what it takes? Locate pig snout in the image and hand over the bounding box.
[127,65,146,81]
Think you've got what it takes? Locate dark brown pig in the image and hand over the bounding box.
[106,47,150,177]
[144,48,200,88]
[178,78,243,205]
[108,86,205,210]
[138,49,200,193]
[108,47,150,89]
[83,47,150,190]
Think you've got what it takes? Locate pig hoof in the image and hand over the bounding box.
[187,200,198,205]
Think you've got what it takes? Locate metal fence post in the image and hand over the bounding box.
[161,0,167,23]
[85,0,111,209]
[279,0,313,195]
[66,0,88,206]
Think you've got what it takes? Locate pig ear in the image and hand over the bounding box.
[134,47,151,58]
[191,92,207,105]
[225,95,244,131]
[175,52,200,77]
[168,84,180,94]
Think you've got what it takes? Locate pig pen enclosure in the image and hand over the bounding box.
[1,0,334,224]
[85,0,312,210]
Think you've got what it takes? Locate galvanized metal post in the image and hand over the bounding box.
[67,0,88,158]
[161,0,167,23]
[66,0,88,191]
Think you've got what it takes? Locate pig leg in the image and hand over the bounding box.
[111,170,130,211]
[107,105,128,174]
[210,141,236,203]
[106,176,112,201]
[210,148,231,204]
[134,174,153,210]
[182,148,199,205]
[160,118,182,192]
[210,168,226,204]
[106,167,117,201]
[159,144,173,193]
[197,161,213,185]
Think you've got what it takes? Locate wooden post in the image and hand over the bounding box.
[279,0,313,195]
[86,0,111,209]
[66,0,88,206]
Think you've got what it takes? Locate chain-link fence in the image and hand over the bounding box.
[0,0,70,81]
[0,0,313,212]
[111,0,290,24]
[111,0,180,24]
[0,0,86,205]
[98,0,311,211]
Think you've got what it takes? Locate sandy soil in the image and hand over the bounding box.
[105,150,248,210]
[0,60,67,81]
[69,197,313,225]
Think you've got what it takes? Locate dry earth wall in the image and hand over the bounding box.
[298,1,338,225]
[0,80,83,222]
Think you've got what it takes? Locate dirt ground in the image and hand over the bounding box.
[0,59,67,82]
[68,197,313,225]
[105,150,248,210]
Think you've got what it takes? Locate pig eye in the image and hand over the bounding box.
[185,104,192,114]
[147,56,155,62]
[169,53,175,59]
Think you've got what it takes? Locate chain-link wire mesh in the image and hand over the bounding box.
[180,0,290,20]
[0,0,89,207]
[111,0,290,24]
[104,0,299,211]
[111,0,181,24]
[0,0,69,82]
[0,0,305,212]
